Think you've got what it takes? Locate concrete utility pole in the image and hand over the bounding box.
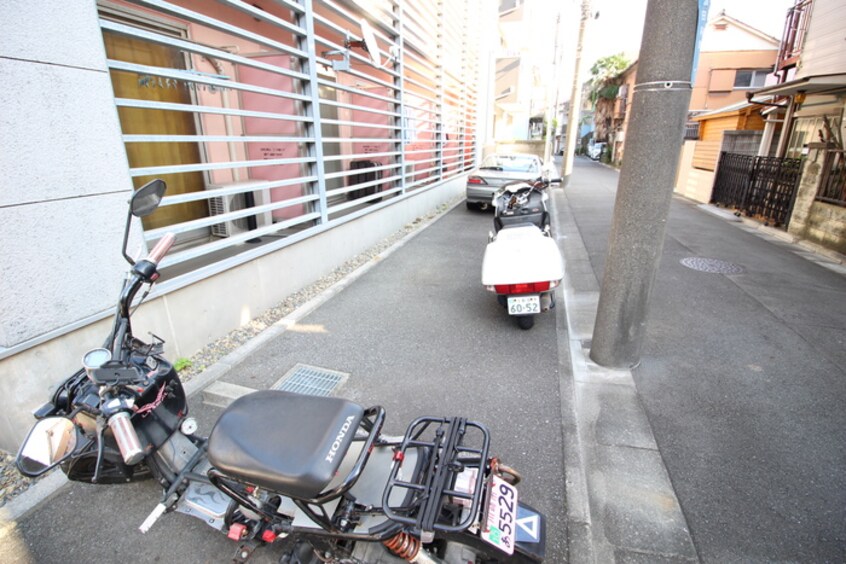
[560,0,591,186]
[543,12,562,163]
[590,0,698,368]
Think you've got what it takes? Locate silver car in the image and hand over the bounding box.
[466,153,545,210]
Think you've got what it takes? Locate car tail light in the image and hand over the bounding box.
[493,281,553,294]
[467,176,487,185]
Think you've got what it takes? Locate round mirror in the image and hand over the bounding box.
[130,179,167,218]
[16,417,79,477]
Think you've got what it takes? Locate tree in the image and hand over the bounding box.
[588,53,630,105]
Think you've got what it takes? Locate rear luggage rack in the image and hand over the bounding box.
[382,416,490,539]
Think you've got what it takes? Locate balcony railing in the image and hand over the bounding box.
[776,0,813,72]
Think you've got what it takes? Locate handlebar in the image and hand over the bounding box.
[146,233,175,266]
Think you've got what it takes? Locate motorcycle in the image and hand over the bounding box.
[481,180,564,330]
[15,180,546,563]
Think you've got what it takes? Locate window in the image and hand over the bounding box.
[733,69,770,89]
[481,154,540,174]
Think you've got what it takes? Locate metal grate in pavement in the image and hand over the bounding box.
[271,363,348,397]
[680,257,745,274]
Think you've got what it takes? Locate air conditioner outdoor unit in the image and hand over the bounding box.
[206,181,272,238]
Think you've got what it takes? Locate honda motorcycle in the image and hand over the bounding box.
[481,181,564,330]
[16,180,546,563]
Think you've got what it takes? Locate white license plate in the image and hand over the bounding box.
[481,474,518,555]
[507,295,540,316]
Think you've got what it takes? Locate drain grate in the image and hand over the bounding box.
[680,257,745,274]
[271,363,348,397]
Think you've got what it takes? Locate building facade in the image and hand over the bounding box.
[0,0,492,450]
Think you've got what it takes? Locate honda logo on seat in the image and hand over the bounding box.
[325,415,356,464]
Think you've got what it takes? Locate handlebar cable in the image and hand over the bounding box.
[92,419,106,484]
[130,282,154,317]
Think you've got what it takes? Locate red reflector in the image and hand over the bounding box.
[228,523,247,541]
[393,450,405,462]
[467,176,486,184]
[494,281,551,294]
[261,530,277,543]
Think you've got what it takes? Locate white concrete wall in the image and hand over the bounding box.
[0,1,139,348]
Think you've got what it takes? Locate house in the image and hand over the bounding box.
[494,0,558,142]
[0,0,491,451]
[748,0,846,253]
[608,11,780,172]
[669,12,781,202]
[608,62,638,164]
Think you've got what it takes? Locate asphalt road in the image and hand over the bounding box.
[566,156,846,562]
[0,201,569,562]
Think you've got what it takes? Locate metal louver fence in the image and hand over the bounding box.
[99,0,483,281]
[711,151,803,227]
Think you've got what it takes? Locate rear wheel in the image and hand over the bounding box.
[517,315,534,330]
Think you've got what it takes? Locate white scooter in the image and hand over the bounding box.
[481,181,564,330]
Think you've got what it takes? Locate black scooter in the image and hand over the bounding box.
[16,180,546,563]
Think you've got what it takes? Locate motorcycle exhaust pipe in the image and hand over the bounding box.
[108,411,145,465]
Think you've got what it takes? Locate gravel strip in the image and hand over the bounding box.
[0,197,461,508]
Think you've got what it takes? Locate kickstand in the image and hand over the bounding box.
[233,540,259,563]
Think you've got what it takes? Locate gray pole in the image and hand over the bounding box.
[590,0,698,368]
[560,0,591,186]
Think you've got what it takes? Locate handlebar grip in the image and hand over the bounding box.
[108,411,144,465]
[146,233,175,265]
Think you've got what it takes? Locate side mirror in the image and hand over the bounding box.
[130,179,167,218]
[124,180,167,265]
[16,417,81,477]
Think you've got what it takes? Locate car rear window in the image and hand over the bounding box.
[480,155,540,173]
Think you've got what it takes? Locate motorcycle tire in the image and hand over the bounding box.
[517,315,535,330]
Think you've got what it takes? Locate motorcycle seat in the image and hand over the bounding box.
[207,390,364,500]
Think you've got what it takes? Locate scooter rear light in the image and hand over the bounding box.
[494,281,552,294]
[467,176,487,184]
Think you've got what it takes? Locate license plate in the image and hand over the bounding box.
[481,475,518,555]
[507,295,540,316]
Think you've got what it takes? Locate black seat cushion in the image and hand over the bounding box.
[207,390,364,499]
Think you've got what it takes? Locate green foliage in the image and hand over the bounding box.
[174,357,193,372]
[588,53,630,105]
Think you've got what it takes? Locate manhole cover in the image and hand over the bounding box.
[680,257,745,274]
[271,364,348,396]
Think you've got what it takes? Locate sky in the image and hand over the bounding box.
[589,0,796,59]
[551,0,797,85]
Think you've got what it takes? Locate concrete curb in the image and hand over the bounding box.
[1,197,463,524]
[552,186,697,563]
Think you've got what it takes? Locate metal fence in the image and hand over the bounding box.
[99,0,482,280]
[711,151,803,227]
[817,149,846,206]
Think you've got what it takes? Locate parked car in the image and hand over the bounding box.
[466,153,546,210]
[588,142,606,161]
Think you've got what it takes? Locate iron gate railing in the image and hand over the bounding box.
[710,151,803,227]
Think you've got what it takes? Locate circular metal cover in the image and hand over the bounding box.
[680,257,745,274]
